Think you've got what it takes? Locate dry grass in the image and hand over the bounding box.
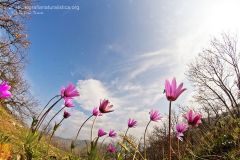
[0,104,70,159]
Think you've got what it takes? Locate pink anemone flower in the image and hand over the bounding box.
[149,110,161,122]
[92,107,102,116]
[183,110,202,127]
[108,129,117,138]
[98,128,107,137]
[176,123,188,141]
[0,81,12,99]
[63,111,71,119]
[61,83,79,99]
[165,78,186,101]
[107,143,116,153]
[128,118,137,128]
[99,99,113,113]
[64,98,74,108]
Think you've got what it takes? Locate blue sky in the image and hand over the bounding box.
[25,0,240,139]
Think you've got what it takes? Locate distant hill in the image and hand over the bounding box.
[51,136,90,152]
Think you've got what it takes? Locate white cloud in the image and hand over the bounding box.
[56,109,89,139]
[128,51,173,80]
[75,79,122,111]
[70,78,168,140]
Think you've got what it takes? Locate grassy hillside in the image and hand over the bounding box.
[0,104,71,159]
[184,116,240,159]
[1,102,240,160]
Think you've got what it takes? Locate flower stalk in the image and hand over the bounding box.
[71,115,93,152]
[122,127,129,160]
[46,110,70,156]
[38,105,65,141]
[36,95,60,120]
[43,106,65,131]
[34,97,62,131]
[168,100,172,160]
[91,116,97,142]
[144,120,151,160]
[164,78,186,160]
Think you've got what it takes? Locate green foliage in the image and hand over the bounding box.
[88,145,98,160]
[68,155,81,160]
[88,138,101,160]
[183,116,240,159]
[212,134,236,153]
[23,132,41,159]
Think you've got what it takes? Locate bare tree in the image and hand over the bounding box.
[0,0,30,58]
[187,33,240,118]
[0,0,37,119]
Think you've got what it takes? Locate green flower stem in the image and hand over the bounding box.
[74,115,93,142]
[38,106,65,141]
[35,97,62,131]
[43,106,65,132]
[100,137,107,148]
[46,117,65,155]
[71,115,93,152]
[91,116,97,142]
[144,120,151,160]
[50,118,64,140]
[37,95,60,120]
[123,127,129,160]
[168,101,172,160]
